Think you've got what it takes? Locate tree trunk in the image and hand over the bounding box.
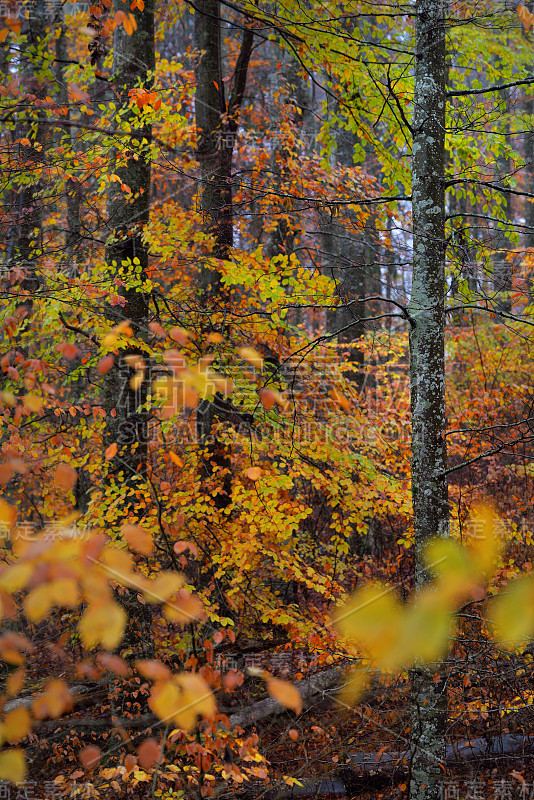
[408,0,449,797]
[103,0,154,495]
[493,90,512,312]
[194,1,253,508]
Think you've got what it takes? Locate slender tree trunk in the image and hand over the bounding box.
[493,90,512,312]
[525,89,534,249]
[408,0,449,797]
[195,1,252,289]
[103,0,154,493]
[10,0,47,316]
[55,17,82,265]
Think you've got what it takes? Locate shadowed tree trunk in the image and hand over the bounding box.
[194,0,253,507]
[101,0,156,658]
[55,17,82,265]
[408,0,449,797]
[102,0,154,497]
[7,0,47,319]
[493,89,512,312]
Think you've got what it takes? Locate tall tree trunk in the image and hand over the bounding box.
[9,0,47,318]
[194,0,253,508]
[103,0,154,495]
[55,19,82,265]
[493,90,512,312]
[408,0,449,797]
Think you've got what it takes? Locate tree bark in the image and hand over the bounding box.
[103,0,155,492]
[408,0,449,797]
[194,1,253,508]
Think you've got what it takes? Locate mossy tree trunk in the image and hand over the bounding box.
[408,0,449,797]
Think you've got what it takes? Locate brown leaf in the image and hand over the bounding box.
[137,739,161,770]
[97,653,130,677]
[79,746,101,770]
[53,463,77,491]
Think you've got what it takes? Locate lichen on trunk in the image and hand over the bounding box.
[408,0,449,797]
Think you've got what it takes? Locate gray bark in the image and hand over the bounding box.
[492,90,512,312]
[55,20,82,262]
[408,0,449,797]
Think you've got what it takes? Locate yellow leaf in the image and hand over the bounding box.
[335,582,401,661]
[491,575,534,648]
[22,394,42,412]
[144,572,184,603]
[468,503,502,577]
[385,588,450,669]
[164,591,203,624]
[49,579,79,608]
[4,707,31,742]
[0,563,33,594]
[129,370,144,391]
[423,538,473,600]
[24,585,52,622]
[148,678,180,721]
[79,602,126,650]
[6,668,25,698]
[0,499,16,532]
[337,667,371,706]
[173,673,216,730]
[265,676,302,715]
[149,673,216,730]
[0,749,26,783]
[238,347,263,370]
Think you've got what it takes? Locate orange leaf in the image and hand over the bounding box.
[79,746,101,770]
[122,524,153,556]
[135,659,171,681]
[105,443,118,460]
[169,326,189,345]
[97,653,130,676]
[246,467,262,481]
[53,463,77,491]
[97,354,114,375]
[265,676,302,715]
[169,451,183,467]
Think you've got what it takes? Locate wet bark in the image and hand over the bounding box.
[408,0,449,797]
